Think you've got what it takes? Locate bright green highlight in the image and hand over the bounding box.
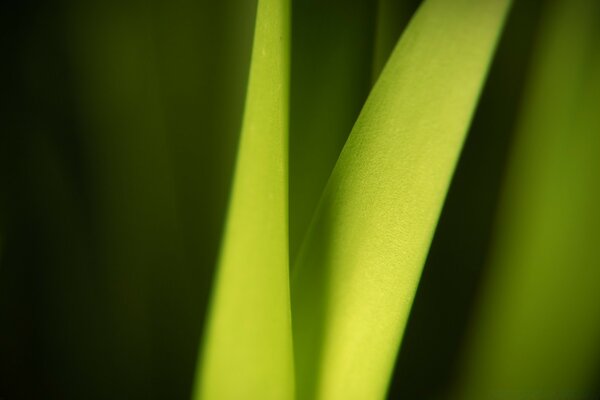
[456,0,600,398]
[193,0,294,398]
[291,0,511,399]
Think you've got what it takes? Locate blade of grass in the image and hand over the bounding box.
[291,1,511,399]
[455,0,600,398]
[192,0,294,398]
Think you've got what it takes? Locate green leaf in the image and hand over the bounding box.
[192,0,294,398]
[290,1,511,399]
[455,0,600,398]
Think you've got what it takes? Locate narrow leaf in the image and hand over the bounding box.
[291,1,511,399]
[193,0,294,398]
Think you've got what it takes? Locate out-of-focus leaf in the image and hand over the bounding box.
[291,0,511,399]
[68,2,185,397]
[193,0,294,398]
[10,1,257,399]
[455,0,600,398]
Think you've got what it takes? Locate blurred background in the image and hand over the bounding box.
[2,0,599,399]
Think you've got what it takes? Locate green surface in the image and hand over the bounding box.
[193,0,294,398]
[456,0,600,398]
[4,0,600,399]
[291,0,511,399]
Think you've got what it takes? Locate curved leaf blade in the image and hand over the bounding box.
[291,1,511,399]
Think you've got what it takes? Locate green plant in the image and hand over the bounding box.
[2,0,600,399]
[196,0,511,398]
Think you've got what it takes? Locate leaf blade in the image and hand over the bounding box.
[193,0,294,398]
[291,1,511,399]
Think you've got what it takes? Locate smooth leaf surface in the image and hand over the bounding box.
[193,0,294,398]
[291,0,511,399]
